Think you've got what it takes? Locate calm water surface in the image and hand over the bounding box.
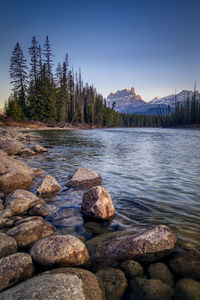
[25,128,200,247]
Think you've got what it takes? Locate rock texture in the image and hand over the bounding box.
[66,168,103,188]
[0,150,34,194]
[0,140,24,155]
[96,267,127,300]
[7,216,56,248]
[120,260,143,278]
[81,186,115,220]
[148,263,174,287]
[0,273,86,299]
[4,189,41,215]
[18,148,36,157]
[0,233,17,258]
[0,253,34,292]
[128,277,173,300]
[37,174,61,196]
[28,202,57,217]
[30,235,90,267]
[32,144,48,153]
[174,278,200,300]
[87,225,177,265]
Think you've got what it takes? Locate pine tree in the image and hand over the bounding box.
[43,36,53,80]
[9,42,28,114]
[28,36,40,84]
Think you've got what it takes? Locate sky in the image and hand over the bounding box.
[0,0,200,108]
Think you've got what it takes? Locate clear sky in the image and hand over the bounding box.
[0,0,200,108]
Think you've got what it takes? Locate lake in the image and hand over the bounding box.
[25,128,200,247]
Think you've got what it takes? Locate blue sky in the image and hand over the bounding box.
[0,0,200,108]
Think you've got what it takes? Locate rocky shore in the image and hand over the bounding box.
[0,126,199,300]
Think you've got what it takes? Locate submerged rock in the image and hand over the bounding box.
[30,235,90,267]
[148,262,174,287]
[32,144,48,153]
[0,140,24,155]
[128,277,173,300]
[0,151,34,194]
[87,225,177,266]
[0,253,34,292]
[37,174,61,196]
[0,233,17,258]
[174,278,200,300]
[66,168,103,188]
[28,202,57,217]
[81,186,115,220]
[120,260,143,279]
[4,189,41,215]
[7,216,56,248]
[96,267,127,300]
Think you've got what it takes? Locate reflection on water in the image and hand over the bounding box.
[26,128,200,247]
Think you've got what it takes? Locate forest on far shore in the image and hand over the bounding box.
[5,36,200,128]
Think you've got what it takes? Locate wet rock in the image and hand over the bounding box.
[51,208,82,227]
[28,202,57,217]
[66,168,103,188]
[0,200,3,211]
[0,273,91,300]
[128,277,173,300]
[148,262,174,287]
[30,235,90,267]
[37,174,61,196]
[169,250,200,280]
[81,186,115,220]
[46,267,105,300]
[120,260,143,278]
[0,252,34,292]
[32,144,48,153]
[26,134,42,141]
[0,150,34,194]
[174,278,200,300]
[0,233,17,258]
[32,168,44,176]
[0,139,24,155]
[7,216,56,248]
[84,221,114,235]
[96,267,127,300]
[18,148,36,156]
[87,225,177,266]
[4,189,40,215]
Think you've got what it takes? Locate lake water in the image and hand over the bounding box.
[25,128,200,247]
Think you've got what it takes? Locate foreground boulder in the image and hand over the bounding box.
[0,253,34,292]
[4,189,41,215]
[7,216,56,248]
[37,174,61,196]
[174,278,200,300]
[0,151,34,194]
[96,267,127,300]
[66,168,103,188]
[81,186,115,220]
[32,144,48,153]
[87,225,177,266]
[0,139,24,155]
[128,277,173,300]
[0,233,17,258]
[30,235,90,267]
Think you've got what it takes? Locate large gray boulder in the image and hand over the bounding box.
[30,235,90,267]
[0,233,17,258]
[81,186,115,220]
[4,189,41,215]
[7,216,56,248]
[0,139,24,155]
[86,225,177,266]
[0,151,34,194]
[37,174,61,196]
[66,168,103,188]
[0,252,34,292]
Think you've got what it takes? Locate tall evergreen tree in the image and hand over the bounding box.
[28,36,40,84]
[43,36,53,80]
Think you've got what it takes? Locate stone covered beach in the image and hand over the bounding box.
[0,127,199,300]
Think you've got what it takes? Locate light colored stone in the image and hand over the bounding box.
[18,148,36,156]
[0,252,34,292]
[7,216,56,248]
[0,139,24,155]
[66,168,103,188]
[30,235,90,267]
[0,233,17,258]
[32,144,48,153]
[4,189,40,215]
[81,186,115,220]
[37,175,61,196]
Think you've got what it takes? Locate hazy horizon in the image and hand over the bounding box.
[1,0,200,108]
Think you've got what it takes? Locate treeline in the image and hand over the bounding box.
[5,36,200,128]
[5,36,123,127]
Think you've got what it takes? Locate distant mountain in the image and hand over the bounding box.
[106,88,200,115]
